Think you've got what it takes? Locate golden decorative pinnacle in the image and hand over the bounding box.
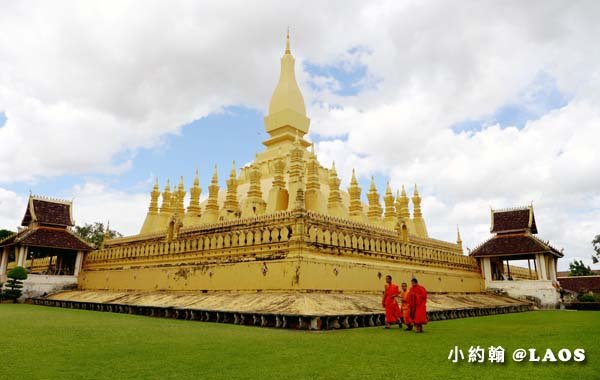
[285,27,291,54]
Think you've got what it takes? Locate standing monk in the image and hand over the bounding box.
[381,275,402,329]
[408,278,428,333]
[399,282,412,330]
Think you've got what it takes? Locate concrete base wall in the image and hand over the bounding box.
[79,252,484,294]
[486,280,560,308]
[20,274,78,299]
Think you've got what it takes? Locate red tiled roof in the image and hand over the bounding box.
[0,227,93,251]
[558,276,600,293]
[491,207,537,234]
[470,233,563,258]
[21,197,74,227]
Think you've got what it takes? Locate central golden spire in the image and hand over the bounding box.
[268,30,306,116]
[263,30,311,151]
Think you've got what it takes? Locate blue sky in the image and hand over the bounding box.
[452,72,571,133]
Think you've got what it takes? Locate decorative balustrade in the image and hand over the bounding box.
[85,210,478,272]
[7,256,59,274]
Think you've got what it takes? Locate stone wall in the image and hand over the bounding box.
[487,280,560,308]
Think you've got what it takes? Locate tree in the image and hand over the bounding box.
[569,260,594,277]
[74,222,122,249]
[0,229,14,241]
[3,266,28,302]
[593,234,600,264]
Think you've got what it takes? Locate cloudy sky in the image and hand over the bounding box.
[1,1,599,270]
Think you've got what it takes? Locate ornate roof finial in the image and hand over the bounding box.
[457,225,462,244]
[285,26,291,54]
[414,183,419,196]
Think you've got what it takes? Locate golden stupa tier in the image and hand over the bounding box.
[82,32,481,295]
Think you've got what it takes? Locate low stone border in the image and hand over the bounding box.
[30,297,533,330]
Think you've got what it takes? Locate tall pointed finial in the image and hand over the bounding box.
[457,225,462,245]
[370,176,377,191]
[413,183,419,196]
[193,168,199,186]
[351,168,358,185]
[212,164,218,182]
[285,26,291,54]
[229,160,236,177]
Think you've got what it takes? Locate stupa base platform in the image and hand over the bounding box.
[31,290,532,330]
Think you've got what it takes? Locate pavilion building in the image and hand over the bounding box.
[470,206,563,307]
[0,196,93,297]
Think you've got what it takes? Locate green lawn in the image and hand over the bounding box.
[0,305,598,379]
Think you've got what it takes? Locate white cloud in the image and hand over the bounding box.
[1,1,599,269]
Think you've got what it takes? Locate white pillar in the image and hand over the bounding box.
[536,253,548,280]
[0,246,9,276]
[17,246,26,267]
[74,251,84,277]
[482,257,492,284]
[548,257,557,282]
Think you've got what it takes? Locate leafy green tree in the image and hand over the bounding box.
[74,222,122,249]
[3,266,28,302]
[592,234,600,264]
[569,260,594,277]
[0,229,14,241]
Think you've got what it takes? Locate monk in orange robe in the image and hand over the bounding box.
[399,282,412,330]
[381,275,402,328]
[408,278,428,333]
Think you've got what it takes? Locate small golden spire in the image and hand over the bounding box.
[285,27,291,54]
[211,164,218,183]
[193,169,199,186]
[230,160,237,178]
[369,176,377,191]
[457,225,462,245]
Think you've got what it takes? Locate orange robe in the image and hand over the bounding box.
[408,284,428,325]
[400,289,412,324]
[382,283,402,324]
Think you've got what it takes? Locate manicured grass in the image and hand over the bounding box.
[0,305,598,379]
